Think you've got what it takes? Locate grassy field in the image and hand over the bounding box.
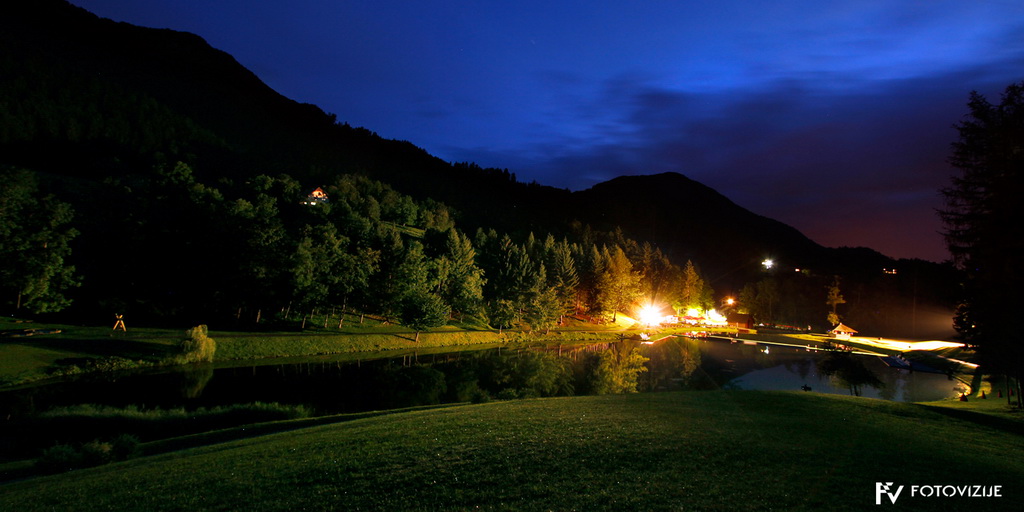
[0,320,184,386]
[1,391,1022,511]
[0,317,495,386]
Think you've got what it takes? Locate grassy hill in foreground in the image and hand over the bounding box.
[2,391,1022,511]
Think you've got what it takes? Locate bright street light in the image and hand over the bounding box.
[638,305,663,326]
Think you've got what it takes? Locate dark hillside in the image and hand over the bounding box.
[0,1,566,230]
[570,172,827,285]
[0,1,956,333]
[1,1,390,179]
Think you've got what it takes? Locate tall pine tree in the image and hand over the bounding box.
[940,82,1024,404]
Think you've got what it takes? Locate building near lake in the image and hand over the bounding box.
[301,187,329,205]
[726,313,754,331]
[829,323,858,340]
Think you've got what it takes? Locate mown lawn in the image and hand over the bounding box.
[0,315,498,384]
[2,391,1022,511]
[0,321,182,385]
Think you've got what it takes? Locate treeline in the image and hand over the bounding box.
[2,162,722,330]
[3,160,950,335]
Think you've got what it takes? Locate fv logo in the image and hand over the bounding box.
[875,482,904,505]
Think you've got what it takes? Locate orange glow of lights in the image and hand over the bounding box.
[848,337,966,355]
[705,309,727,325]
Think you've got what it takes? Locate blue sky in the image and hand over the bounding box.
[71,1,1024,262]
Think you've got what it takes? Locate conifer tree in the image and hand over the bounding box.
[825,276,846,326]
[595,245,641,322]
[439,228,485,318]
[545,239,580,319]
[939,82,1024,404]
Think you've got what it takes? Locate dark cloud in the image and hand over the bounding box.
[487,50,1024,261]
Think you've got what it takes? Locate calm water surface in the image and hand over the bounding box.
[0,337,967,418]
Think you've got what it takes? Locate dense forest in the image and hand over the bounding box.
[0,1,957,336]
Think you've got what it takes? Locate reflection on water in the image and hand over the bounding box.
[643,337,967,402]
[178,364,214,399]
[0,338,967,418]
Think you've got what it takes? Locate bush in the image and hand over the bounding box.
[24,402,313,448]
[110,434,141,460]
[470,388,491,404]
[496,388,521,400]
[180,324,216,363]
[79,440,113,467]
[47,357,150,377]
[36,444,83,474]
[33,436,139,475]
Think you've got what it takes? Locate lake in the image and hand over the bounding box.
[648,337,967,402]
[0,337,967,420]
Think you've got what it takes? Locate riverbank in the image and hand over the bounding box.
[2,390,1022,511]
[0,317,705,388]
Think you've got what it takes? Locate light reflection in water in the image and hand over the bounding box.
[640,337,966,401]
[0,338,967,420]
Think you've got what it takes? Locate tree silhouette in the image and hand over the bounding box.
[400,291,448,342]
[0,167,79,313]
[544,238,580,321]
[825,275,845,326]
[940,82,1024,405]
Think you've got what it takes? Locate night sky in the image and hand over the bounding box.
[70,1,1024,262]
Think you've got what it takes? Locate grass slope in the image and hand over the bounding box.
[2,391,1022,511]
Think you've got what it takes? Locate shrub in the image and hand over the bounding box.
[47,357,150,377]
[33,436,139,475]
[28,402,313,447]
[110,434,141,460]
[496,388,521,400]
[180,324,216,363]
[79,440,113,467]
[470,388,491,404]
[36,444,82,474]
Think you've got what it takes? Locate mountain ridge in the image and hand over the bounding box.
[2,1,933,286]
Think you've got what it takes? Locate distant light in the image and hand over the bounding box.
[725,297,736,306]
[762,258,774,270]
[883,268,898,275]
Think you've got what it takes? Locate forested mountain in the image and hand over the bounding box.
[0,1,956,336]
[570,173,826,280]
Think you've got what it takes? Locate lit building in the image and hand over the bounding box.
[301,187,329,205]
